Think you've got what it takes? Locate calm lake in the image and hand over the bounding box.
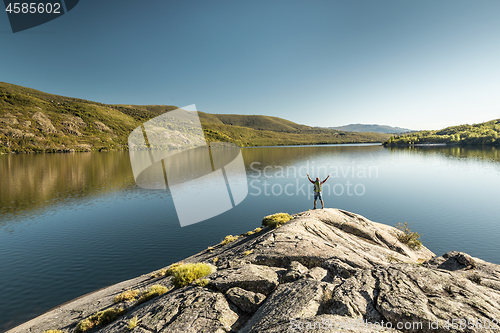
[1,144,500,331]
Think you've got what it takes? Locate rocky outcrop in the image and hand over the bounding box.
[8,209,500,333]
[93,121,113,133]
[32,111,57,134]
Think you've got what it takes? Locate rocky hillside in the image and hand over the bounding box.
[9,209,500,333]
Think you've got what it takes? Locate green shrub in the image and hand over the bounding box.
[253,227,262,233]
[150,268,167,278]
[169,263,213,288]
[262,213,292,229]
[114,289,140,303]
[127,316,139,330]
[75,308,126,332]
[165,262,183,275]
[136,285,170,305]
[194,279,209,287]
[394,222,422,250]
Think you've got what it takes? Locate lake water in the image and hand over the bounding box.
[1,144,500,332]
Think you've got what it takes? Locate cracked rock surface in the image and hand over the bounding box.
[9,209,500,333]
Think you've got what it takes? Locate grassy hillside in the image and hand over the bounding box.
[0,82,389,154]
[384,119,500,146]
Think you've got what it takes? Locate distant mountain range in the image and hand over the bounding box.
[329,124,412,134]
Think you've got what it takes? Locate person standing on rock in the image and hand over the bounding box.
[307,174,329,209]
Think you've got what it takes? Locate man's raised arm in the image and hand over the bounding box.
[322,175,330,184]
[307,174,314,183]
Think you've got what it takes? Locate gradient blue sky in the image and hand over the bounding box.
[1,0,500,130]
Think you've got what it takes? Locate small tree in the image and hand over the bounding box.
[394,222,422,250]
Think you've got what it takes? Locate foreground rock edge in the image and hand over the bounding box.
[7,208,500,333]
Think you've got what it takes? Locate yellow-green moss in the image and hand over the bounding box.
[244,250,254,256]
[262,213,292,229]
[43,330,66,333]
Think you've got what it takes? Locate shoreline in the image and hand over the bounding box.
[0,141,385,155]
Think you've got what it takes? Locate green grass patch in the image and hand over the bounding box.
[262,213,292,229]
[136,285,170,305]
[394,222,422,250]
[169,263,213,288]
[75,307,126,332]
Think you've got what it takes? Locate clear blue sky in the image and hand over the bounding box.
[1,0,500,130]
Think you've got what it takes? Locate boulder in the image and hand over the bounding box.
[225,287,266,314]
[207,264,280,295]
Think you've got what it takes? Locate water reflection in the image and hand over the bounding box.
[2,145,499,225]
[0,152,135,222]
[387,146,500,163]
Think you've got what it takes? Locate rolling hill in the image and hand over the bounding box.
[0,82,390,154]
[384,120,500,146]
